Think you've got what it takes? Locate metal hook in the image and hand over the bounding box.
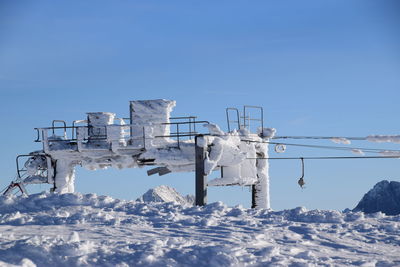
[298,157,305,188]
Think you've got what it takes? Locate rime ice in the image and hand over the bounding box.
[5,100,274,209]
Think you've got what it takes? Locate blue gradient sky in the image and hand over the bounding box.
[1,0,399,210]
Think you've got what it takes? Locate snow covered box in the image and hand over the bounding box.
[87,112,116,143]
[129,99,176,147]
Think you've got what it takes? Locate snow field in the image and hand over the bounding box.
[0,193,399,266]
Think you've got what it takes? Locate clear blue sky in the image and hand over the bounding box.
[1,0,399,210]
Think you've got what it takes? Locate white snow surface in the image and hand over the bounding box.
[0,192,399,267]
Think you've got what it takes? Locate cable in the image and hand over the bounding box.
[247,156,400,160]
[266,141,400,154]
[37,132,400,154]
[272,136,367,140]
[241,139,400,154]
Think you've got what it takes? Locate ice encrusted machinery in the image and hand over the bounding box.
[3,99,274,208]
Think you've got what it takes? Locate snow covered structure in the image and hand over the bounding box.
[4,100,274,208]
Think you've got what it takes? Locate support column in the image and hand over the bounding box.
[53,159,76,194]
[195,135,207,206]
[251,184,257,208]
[253,142,270,209]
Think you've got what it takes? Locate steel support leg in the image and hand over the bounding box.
[195,135,207,206]
[251,184,257,208]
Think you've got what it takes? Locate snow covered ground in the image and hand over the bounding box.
[0,191,399,267]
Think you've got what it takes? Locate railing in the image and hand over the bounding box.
[16,154,48,180]
[16,155,30,180]
[71,120,87,139]
[156,120,210,148]
[226,108,240,132]
[170,116,198,139]
[51,120,67,137]
[34,119,210,150]
[243,105,263,133]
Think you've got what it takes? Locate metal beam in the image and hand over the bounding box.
[195,135,207,206]
[147,167,162,176]
[147,167,172,176]
[251,184,257,208]
[158,167,171,176]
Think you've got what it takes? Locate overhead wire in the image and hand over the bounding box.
[240,139,400,154]
[272,136,367,141]
[267,141,400,154]
[247,155,400,160]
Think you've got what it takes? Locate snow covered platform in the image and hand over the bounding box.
[6,99,274,209]
[0,192,399,266]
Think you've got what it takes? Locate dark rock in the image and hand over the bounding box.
[353,180,400,215]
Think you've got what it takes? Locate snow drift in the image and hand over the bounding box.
[353,180,400,215]
[0,192,400,266]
